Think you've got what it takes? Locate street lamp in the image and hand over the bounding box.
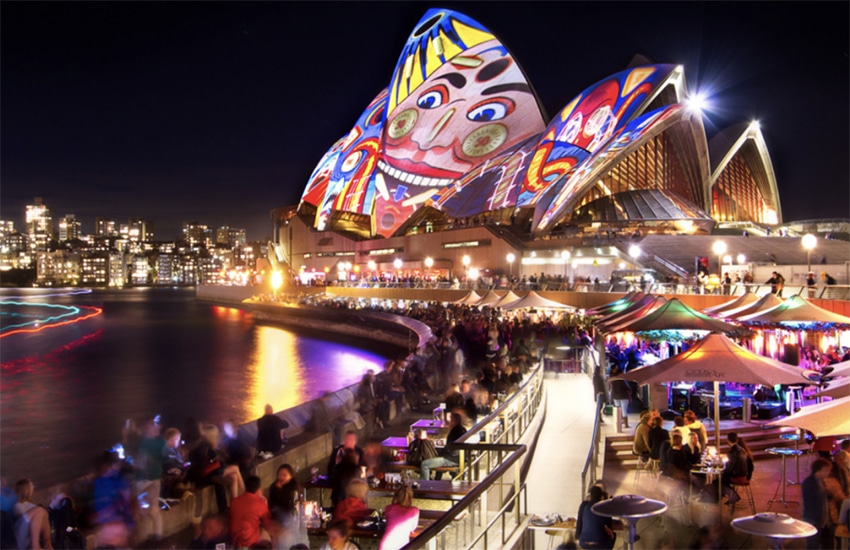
[712,240,727,274]
[271,270,283,300]
[801,234,817,273]
[737,254,746,265]
[628,245,641,268]
[367,259,376,272]
[723,254,732,266]
[424,256,433,280]
[393,258,402,271]
[506,253,515,278]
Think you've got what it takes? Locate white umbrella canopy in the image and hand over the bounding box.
[502,291,572,311]
[828,361,850,379]
[611,332,812,445]
[474,290,503,307]
[453,290,481,305]
[493,290,521,308]
[812,377,850,400]
[768,396,850,437]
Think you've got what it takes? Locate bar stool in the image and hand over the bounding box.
[729,478,756,516]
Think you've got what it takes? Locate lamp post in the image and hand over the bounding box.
[628,245,641,267]
[506,253,515,278]
[271,270,283,300]
[712,240,727,275]
[424,256,433,281]
[737,254,746,265]
[801,234,817,274]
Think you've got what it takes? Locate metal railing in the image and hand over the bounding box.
[580,395,605,499]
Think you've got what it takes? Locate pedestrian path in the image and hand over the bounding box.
[524,373,598,548]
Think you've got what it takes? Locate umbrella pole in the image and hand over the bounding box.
[714,381,721,450]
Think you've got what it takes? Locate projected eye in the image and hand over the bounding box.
[341,151,362,173]
[416,86,447,109]
[388,109,418,139]
[467,99,513,122]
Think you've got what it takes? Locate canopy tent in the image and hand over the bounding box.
[493,290,522,309]
[452,290,481,305]
[703,292,761,316]
[722,293,785,320]
[502,291,572,311]
[812,377,850,400]
[596,295,665,329]
[474,290,504,307]
[586,292,643,317]
[611,332,812,446]
[827,361,850,379]
[768,396,850,438]
[603,298,745,335]
[737,295,850,328]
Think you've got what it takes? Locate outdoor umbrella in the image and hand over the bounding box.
[722,293,784,320]
[586,292,643,316]
[703,292,761,316]
[474,290,503,307]
[603,298,745,335]
[812,377,850,400]
[502,291,572,310]
[596,295,665,330]
[493,290,521,309]
[452,290,481,305]
[611,332,812,446]
[768,396,850,437]
[737,295,850,328]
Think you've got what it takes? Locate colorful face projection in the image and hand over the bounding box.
[299,8,683,236]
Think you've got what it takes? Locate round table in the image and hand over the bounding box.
[779,431,811,485]
[592,494,667,550]
[731,512,817,550]
[766,447,803,509]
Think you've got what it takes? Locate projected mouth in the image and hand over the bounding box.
[377,160,453,188]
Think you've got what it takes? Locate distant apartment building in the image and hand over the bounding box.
[80,252,109,285]
[26,197,54,255]
[58,214,81,241]
[215,226,247,247]
[177,254,198,285]
[120,218,154,243]
[36,250,80,286]
[183,221,211,248]
[95,217,117,237]
[156,253,178,285]
[109,252,127,287]
[0,220,14,241]
[129,255,151,285]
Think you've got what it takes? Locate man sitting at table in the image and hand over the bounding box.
[407,429,438,468]
[420,412,467,480]
[720,432,750,504]
[229,475,278,548]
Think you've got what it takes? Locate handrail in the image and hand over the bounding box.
[580,393,605,498]
[402,444,527,549]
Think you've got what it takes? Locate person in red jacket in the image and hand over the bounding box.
[229,475,278,547]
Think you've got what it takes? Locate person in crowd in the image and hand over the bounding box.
[161,427,190,499]
[267,464,300,523]
[229,475,277,548]
[813,435,838,458]
[421,412,467,480]
[256,404,290,458]
[13,479,52,550]
[766,271,786,296]
[362,438,391,478]
[648,416,668,463]
[608,367,631,428]
[683,410,707,448]
[310,392,333,435]
[407,429,439,468]
[836,439,850,493]
[93,451,133,528]
[821,271,837,285]
[803,458,836,550]
[671,416,691,443]
[684,431,703,468]
[721,432,752,505]
[575,485,615,550]
[380,485,420,550]
[632,411,651,458]
[320,518,358,550]
[357,370,378,435]
[334,478,370,525]
[187,513,229,549]
[221,420,253,485]
[444,384,465,414]
[327,431,365,504]
[661,432,690,486]
[134,419,166,542]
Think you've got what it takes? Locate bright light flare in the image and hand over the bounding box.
[685,91,709,115]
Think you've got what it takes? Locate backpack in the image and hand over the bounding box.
[49,497,84,549]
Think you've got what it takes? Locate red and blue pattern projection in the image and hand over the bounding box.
[300,9,683,236]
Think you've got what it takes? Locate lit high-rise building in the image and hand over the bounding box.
[59,214,81,241]
[25,197,53,254]
[95,217,116,237]
[0,220,14,241]
[215,226,247,247]
[183,221,210,248]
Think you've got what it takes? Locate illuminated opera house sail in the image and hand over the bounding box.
[297,8,782,239]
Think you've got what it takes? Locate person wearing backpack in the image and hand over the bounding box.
[406,429,437,468]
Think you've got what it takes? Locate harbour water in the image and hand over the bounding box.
[0,287,398,488]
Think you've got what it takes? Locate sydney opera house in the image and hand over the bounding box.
[277,8,787,282]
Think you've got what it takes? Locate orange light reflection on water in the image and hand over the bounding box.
[245,325,307,417]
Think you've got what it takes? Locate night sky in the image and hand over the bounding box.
[2,1,848,241]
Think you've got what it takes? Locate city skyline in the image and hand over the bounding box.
[2,2,848,239]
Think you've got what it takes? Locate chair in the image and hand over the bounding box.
[729,479,756,516]
[633,454,653,488]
